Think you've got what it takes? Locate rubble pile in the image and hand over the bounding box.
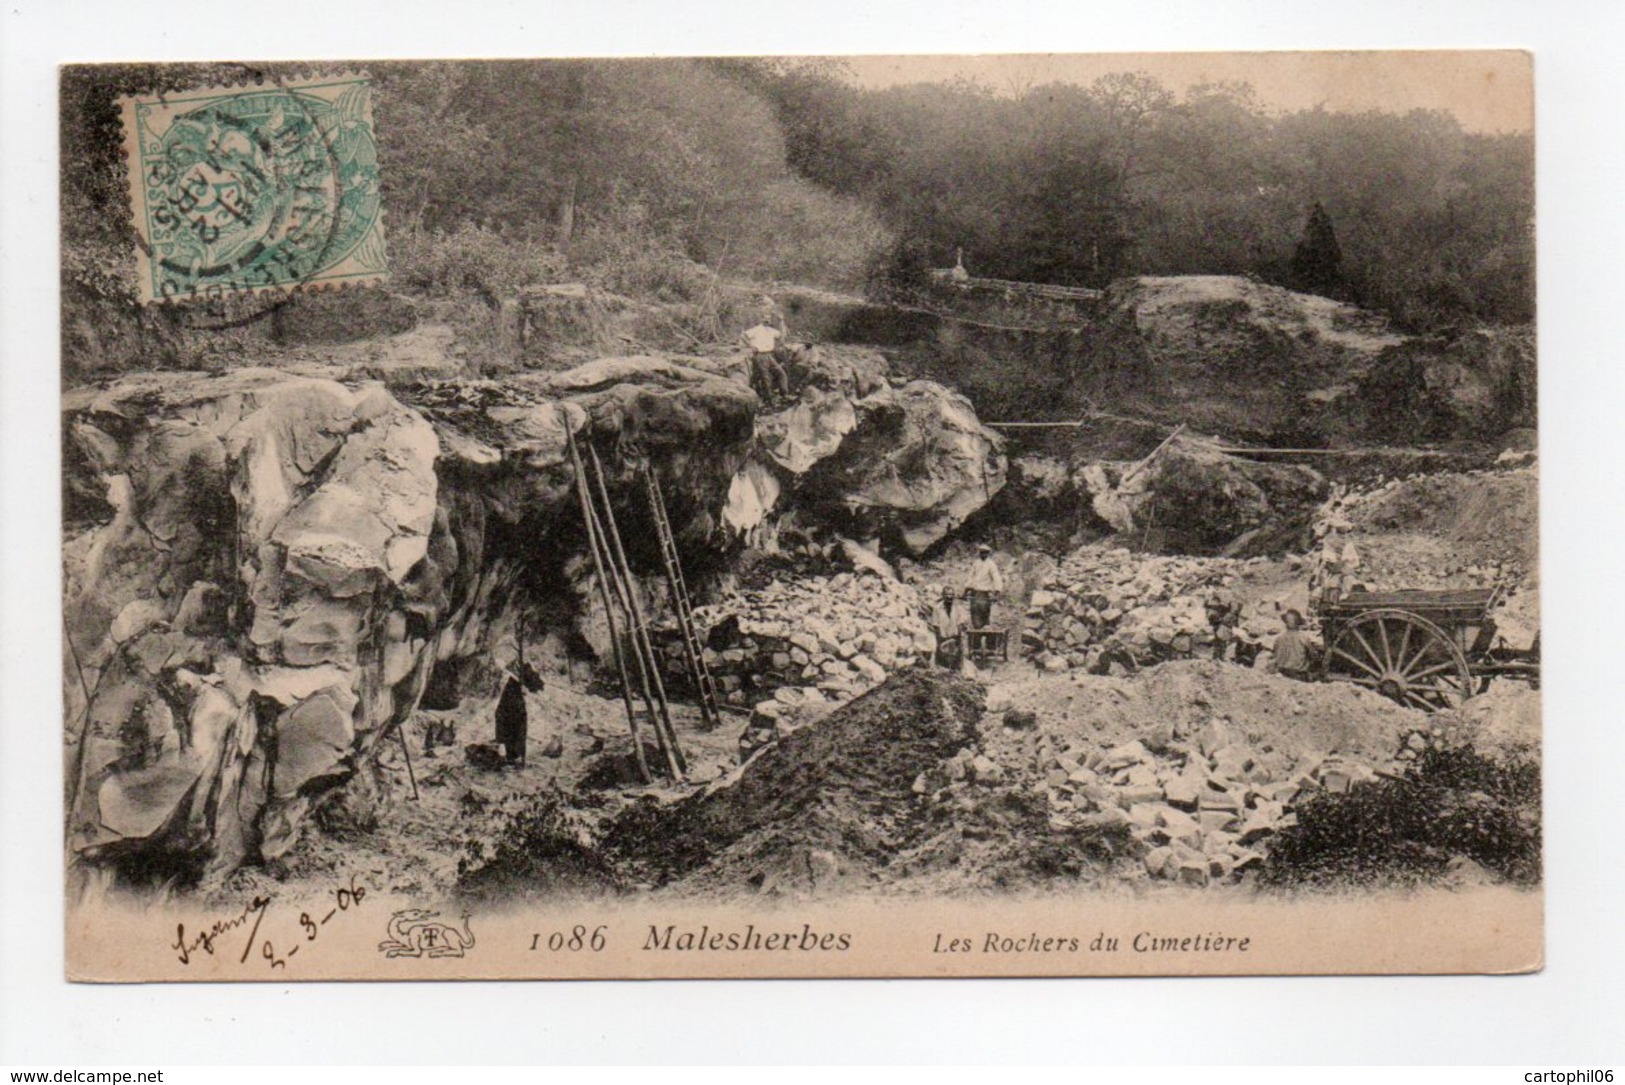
[1318,468,1538,585]
[1018,727,1382,887]
[681,571,936,751]
[963,660,1426,887]
[1312,466,1540,644]
[1021,546,1284,672]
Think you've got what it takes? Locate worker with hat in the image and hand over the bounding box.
[965,542,1004,629]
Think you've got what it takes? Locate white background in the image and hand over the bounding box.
[3,0,1622,1065]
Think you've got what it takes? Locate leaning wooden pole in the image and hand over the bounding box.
[587,443,687,779]
[394,717,420,801]
[567,431,652,784]
[1121,422,1187,486]
[584,489,677,780]
[583,499,654,783]
[591,460,687,780]
[575,443,679,780]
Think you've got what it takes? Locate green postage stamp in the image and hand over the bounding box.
[119,74,387,303]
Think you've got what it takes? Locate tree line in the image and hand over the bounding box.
[61,59,1533,338]
[734,61,1532,330]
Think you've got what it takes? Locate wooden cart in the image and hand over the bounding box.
[1314,586,1539,711]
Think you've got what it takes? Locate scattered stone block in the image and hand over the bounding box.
[1177,860,1210,888]
[1199,808,1239,834]
[1100,740,1150,771]
[1115,783,1164,807]
[1128,802,1164,829]
[1163,771,1204,810]
[970,755,1004,785]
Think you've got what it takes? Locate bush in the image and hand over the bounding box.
[722,179,892,292]
[456,788,622,900]
[1262,738,1541,889]
[391,222,567,305]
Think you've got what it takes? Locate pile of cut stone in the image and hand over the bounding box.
[678,571,937,754]
[1009,719,1379,886]
[1024,546,1280,672]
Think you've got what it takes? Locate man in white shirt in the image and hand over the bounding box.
[741,296,791,403]
[965,543,1004,628]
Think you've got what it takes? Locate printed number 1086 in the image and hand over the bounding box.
[530,925,608,952]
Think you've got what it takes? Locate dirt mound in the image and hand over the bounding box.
[602,668,983,895]
[1433,682,1541,757]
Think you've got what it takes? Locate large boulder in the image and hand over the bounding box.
[733,345,1006,554]
[64,370,441,871]
[808,380,1007,553]
[1079,436,1328,555]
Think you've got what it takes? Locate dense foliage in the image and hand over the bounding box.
[1262,739,1542,889]
[61,58,1533,367]
[745,66,1532,329]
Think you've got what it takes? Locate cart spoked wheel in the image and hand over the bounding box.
[1324,608,1473,712]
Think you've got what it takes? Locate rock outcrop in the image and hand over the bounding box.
[889,273,1531,451]
[738,345,1007,554]
[62,359,756,880]
[64,370,443,873]
[1356,326,1537,443]
[62,347,1004,881]
[1083,275,1408,444]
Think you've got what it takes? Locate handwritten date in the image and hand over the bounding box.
[171,874,367,969]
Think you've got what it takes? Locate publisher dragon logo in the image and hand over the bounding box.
[377,909,475,960]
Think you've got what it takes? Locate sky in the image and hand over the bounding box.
[842,51,1533,133]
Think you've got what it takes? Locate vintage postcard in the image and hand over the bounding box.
[60,53,1539,981]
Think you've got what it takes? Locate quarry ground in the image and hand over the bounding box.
[224,465,1540,906]
[66,274,1537,907]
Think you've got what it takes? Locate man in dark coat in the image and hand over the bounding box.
[495,674,528,767]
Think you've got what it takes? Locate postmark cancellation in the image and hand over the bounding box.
[118,74,387,304]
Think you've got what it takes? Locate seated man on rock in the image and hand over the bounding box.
[928,586,968,669]
[1269,609,1316,681]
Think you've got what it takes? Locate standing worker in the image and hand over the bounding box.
[741,295,791,404]
[1311,525,1362,605]
[494,672,528,768]
[1205,592,1241,661]
[965,543,1004,629]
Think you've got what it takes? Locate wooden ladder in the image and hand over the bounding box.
[643,465,722,731]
